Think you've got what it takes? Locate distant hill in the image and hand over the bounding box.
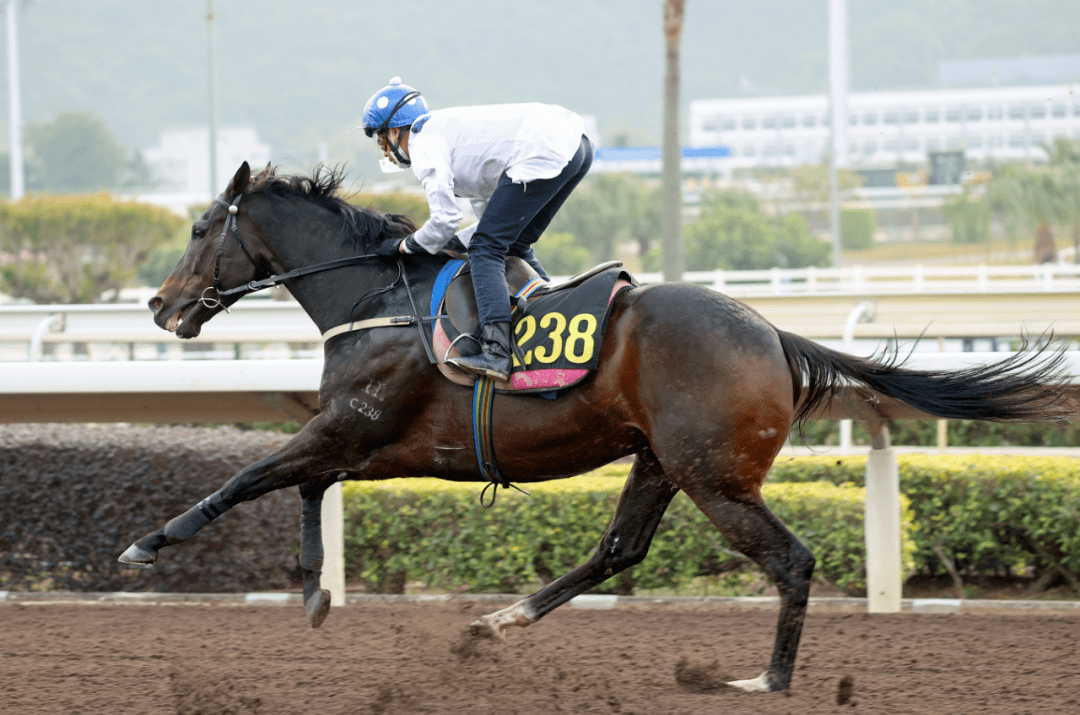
[6,0,1080,181]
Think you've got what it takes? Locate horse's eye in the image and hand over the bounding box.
[192,226,207,240]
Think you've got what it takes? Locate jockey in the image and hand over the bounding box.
[361,77,594,382]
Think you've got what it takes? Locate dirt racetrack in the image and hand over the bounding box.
[2,599,1079,714]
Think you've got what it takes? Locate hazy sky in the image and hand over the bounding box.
[4,0,1079,174]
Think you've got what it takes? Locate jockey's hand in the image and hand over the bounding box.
[374,238,404,260]
[375,235,421,260]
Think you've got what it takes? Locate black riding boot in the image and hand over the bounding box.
[448,321,512,381]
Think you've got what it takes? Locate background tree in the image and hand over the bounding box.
[789,163,863,206]
[1057,162,1080,264]
[1045,138,1080,264]
[984,163,1061,263]
[626,180,663,257]
[24,111,129,194]
[532,231,592,275]
[0,196,184,303]
[943,186,990,245]
[644,192,830,271]
[548,174,661,263]
[349,191,430,226]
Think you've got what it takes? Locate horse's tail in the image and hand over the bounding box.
[774,329,1076,428]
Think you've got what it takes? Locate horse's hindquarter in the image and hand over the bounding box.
[477,283,796,485]
[589,284,796,494]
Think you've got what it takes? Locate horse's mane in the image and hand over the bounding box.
[249,165,418,250]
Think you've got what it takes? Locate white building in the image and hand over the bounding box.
[138,127,272,213]
[690,84,1080,170]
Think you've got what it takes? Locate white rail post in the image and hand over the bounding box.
[321,478,347,606]
[29,314,63,362]
[712,269,726,292]
[840,301,875,451]
[293,390,345,609]
[864,421,902,613]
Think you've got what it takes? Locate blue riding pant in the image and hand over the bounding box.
[467,134,593,327]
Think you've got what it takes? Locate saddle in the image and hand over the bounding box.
[432,259,635,393]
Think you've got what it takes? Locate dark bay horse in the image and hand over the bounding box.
[122,161,1074,693]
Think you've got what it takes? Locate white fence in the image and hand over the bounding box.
[637,262,1080,297]
[3,263,1080,363]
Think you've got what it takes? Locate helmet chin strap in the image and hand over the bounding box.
[376,129,410,173]
[387,128,411,167]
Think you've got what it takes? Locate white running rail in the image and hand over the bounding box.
[3,263,1080,362]
[635,262,1080,297]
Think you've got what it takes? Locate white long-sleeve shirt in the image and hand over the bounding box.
[406,103,586,253]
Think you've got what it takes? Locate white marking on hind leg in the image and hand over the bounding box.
[727,672,771,692]
[469,600,535,641]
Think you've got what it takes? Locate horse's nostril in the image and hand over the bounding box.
[148,296,163,313]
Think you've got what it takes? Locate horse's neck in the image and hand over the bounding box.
[259,205,438,335]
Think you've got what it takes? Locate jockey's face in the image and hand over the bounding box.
[376,128,409,164]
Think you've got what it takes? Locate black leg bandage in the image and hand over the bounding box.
[162,493,232,544]
[300,496,325,573]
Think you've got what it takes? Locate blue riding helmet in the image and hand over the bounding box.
[361,77,428,137]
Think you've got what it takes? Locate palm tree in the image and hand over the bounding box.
[1056,162,1080,264]
[660,0,685,282]
[1045,138,1080,264]
[984,164,1061,263]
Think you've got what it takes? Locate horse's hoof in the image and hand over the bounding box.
[306,589,331,629]
[727,672,775,692]
[118,543,156,565]
[467,617,504,642]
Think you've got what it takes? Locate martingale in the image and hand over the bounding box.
[432,261,636,393]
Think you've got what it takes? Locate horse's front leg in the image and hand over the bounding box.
[297,476,341,629]
[118,426,343,568]
[470,449,678,639]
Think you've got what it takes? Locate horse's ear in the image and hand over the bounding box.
[253,162,273,183]
[226,161,252,197]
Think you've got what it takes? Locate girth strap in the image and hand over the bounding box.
[472,376,529,506]
[473,376,506,492]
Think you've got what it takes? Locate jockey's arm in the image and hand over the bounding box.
[409,136,462,253]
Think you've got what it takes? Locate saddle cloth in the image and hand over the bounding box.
[432,258,636,393]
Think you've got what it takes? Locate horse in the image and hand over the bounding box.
[121,161,1074,693]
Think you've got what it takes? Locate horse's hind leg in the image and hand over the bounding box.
[680,485,814,693]
[298,477,338,629]
[471,449,678,638]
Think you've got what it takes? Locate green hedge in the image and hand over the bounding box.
[342,466,915,597]
[768,455,1080,587]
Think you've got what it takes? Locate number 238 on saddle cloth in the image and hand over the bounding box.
[431,259,637,394]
